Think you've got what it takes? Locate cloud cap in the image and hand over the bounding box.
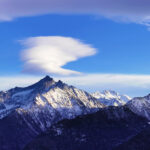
[21,36,97,75]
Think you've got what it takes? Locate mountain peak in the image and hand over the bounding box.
[41,75,53,82]
[92,90,131,106]
[35,75,54,85]
[22,75,55,92]
[102,90,118,96]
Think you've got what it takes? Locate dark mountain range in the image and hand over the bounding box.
[115,126,150,150]
[24,106,149,150]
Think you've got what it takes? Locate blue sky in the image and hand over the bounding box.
[1,14,150,75]
[1,0,150,97]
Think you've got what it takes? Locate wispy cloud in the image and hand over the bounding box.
[1,0,150,27]
[0,75,41,91]
[1,74,150,97]
[59,74,150,96]
[20,36,97,75]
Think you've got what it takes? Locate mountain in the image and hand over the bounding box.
[92,90,131,106]
[0,76,104,150]
[1,75,150,150]
[23,89,150,150]
[126,94,150,120]
[115,126,150,150]
[24,106,148,150]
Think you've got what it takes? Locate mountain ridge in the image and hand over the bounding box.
[0,75,149,150]
[0,76,105,150]
[24,106,148,150]
[92,90,131,106]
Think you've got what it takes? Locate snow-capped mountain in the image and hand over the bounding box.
[1,75,150,150]
[127,94,150,120]
[0,76,105,150]
[92,90,131,106]
[0,76,104,128]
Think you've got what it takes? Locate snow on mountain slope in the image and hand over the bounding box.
[127,94,150,120]
[0,76,104,132]
[92,90,131,106]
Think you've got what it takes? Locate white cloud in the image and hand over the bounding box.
[1,0,150,27]
[20,36,97,75]
[59,74,150,97]
[1,74,150,97]
[0,75,41,91]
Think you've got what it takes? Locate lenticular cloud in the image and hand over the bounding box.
[21,36,97,75]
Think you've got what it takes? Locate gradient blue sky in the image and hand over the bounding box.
[1,1,150,97]
[1,15,150,75]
